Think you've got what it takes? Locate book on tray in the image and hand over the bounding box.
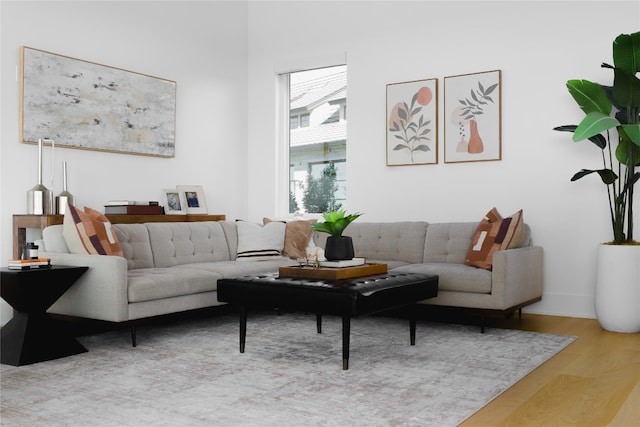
[318,258,366,268]
[7,258,52,270]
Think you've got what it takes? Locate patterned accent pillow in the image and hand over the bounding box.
[465,208,524,270]
[63,204,123,256]
[236,220,286,261]
[263,218,314,259]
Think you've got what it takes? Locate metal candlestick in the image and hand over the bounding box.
[55,161,74,214]
[27,138,53,215]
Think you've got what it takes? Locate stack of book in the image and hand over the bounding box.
[104,200,163,215]
[319,258,366,268]
[8,258,52,270]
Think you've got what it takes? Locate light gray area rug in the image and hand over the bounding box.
[1,311,575,427]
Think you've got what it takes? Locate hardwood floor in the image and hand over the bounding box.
[458,314,640,427]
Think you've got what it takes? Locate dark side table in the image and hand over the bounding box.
[1,265,89,366]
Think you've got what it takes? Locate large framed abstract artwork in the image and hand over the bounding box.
[386,77,438,166]
[20,46,176,157]
[444,70,501,163]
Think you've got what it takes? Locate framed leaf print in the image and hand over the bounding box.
[444,70,501,163]
[386,78,438,166]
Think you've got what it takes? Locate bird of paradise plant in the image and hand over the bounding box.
[554,31,640,244]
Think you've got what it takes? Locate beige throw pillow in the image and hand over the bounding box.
[264,218,314,259]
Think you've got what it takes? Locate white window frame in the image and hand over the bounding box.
[274,53,347,218]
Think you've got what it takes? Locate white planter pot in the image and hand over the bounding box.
[595,244,640,333]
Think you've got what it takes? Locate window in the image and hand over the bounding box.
[281,64,347,215]
[290,115,299,129]
[300,113,310,128]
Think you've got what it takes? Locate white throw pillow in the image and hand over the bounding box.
[236,221,286,261]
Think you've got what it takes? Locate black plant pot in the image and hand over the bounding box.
[324,236,354,261]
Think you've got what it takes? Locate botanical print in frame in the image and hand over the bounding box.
[444,70,501,163]
[20,46,176,157]
[177,185,208,214]
[386,78,438,166]
[162,188,187,215]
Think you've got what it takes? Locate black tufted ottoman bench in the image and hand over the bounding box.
[217,272,438,370]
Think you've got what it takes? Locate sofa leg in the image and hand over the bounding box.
[480,316,485,334]
[131,326,137,347]
[519,308,523,318]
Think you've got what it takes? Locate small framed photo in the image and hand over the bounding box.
[162,188,187,214]
[176,185,208,214]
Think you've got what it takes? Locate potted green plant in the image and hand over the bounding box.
[312,210,362,260]
[554,31,640,333]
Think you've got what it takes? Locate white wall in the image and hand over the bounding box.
[0,1,249,325]
[246,1,640,318]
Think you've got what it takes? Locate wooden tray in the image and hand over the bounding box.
[279,263,388,280]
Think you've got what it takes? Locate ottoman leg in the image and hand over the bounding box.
[410,317,416,345]
[342,315,351,370]
[239,305,247,353]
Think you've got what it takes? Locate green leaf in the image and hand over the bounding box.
[413,145,430,152]
[553,125,577,132]
[613,31,640,73]
[566,79,612,116]
[573,112,620,141]
[393,144,409,151]
[622,124,640,146]
[571,168,617,184]
[615,129,640,165]
[312,210,362,237]
[612,67,640,110]
[556,124,608,149]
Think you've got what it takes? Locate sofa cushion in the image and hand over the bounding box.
[264,218,314,259]
[63,204,123,256]
[236,220,286,261]
[147,222,232,268]
[127,268,222,303]
[465,208,524,270]
[392,263,492,294]
[173,257,297,278]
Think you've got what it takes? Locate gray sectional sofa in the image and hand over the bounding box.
[38,219,543,344]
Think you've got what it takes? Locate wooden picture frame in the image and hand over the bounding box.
[20,46,176,157]
[444,70,501,163]
[177,185,208,214]
[162,189,187,215]
[386,77,438,166]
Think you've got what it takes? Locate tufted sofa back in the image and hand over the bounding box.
[314,222,429,264]
[114,224,155,269]
[422,222,531,264]
[145,221,233,268]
